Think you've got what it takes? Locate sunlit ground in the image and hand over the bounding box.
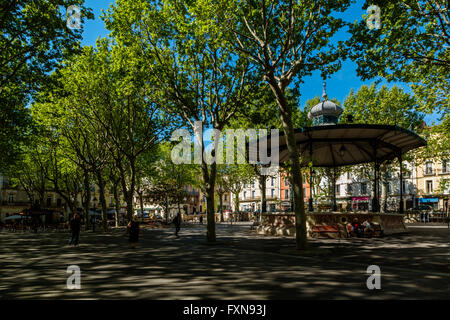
[0,222,448,299]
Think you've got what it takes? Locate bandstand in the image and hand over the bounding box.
[252,83,427,237]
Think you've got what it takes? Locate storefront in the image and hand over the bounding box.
[352,196,370,211]
[418,197,439,210]
[280,201,291,212]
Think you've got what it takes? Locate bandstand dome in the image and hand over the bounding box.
[308,82,343,126]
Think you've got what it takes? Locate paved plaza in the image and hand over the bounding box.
[0,222,448,299]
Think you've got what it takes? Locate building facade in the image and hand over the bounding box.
[414,158,450,210]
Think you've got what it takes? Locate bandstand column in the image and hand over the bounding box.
[309,141,314,212]
[372,162,380,212]
[399,153,404,214]
[332,167,337,212]
[372,141,380,213]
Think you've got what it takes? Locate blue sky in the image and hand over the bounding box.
[79,0,441,125]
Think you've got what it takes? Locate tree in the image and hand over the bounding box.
[107,163,123,227]
[221,164,255,218]
[341,84,425,212]
[54,40,170,223]
[9,138,51,209]
[33,61,113,231]
[103,0,260,242]
[146,143,199,223]
[215,165,231,222]
[0,0,93,171]
[348,1,449,134]
[226,0,351,250]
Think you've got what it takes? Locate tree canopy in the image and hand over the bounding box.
[0,0,93,171]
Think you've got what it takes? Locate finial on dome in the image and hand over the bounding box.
[308,79,343,126]
[322,81,328,101]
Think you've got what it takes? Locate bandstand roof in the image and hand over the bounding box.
[250,124,427,167]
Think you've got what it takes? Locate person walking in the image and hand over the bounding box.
[91,215,96,232]
[69,213,81,246]
[173,213,181,237]
[128,215,140,249]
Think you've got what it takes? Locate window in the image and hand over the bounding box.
[243,191,247,199]
[387,182,391,194]
[386,171,392,179]
[402,181,406,193]
[347,172,352,179]
[252,191,255,199]
[426,180,433,193]
[251,181,255,188]
[271,177,275,187]
[271,189,275,198]
[224,194,227,201]
[8,194,14,204]
[336,184,340,195]
[442,160,449,174]
[57,198,62,207]
[285,189,289,199]
[46,197,52,207]
[347,184,353,194]
[361,183,367,195]
[425,162,433,175]
[285,179,290,187]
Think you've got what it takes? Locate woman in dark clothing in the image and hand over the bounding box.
[173,213,181,237]
[69,213,81,246]
[128,215,140,248]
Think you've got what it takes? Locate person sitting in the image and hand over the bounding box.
[362,219,375,238]
[351,218,364,237]
[346,222,353,237]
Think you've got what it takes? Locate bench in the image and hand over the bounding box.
[311,224,343,238]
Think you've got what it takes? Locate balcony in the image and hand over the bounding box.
[423,169,434,176]
[438,168,450,175]
[1,201,32,207]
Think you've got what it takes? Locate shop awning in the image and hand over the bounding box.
[419,198,439,203]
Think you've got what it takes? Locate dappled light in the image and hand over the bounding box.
[0,223,448,299]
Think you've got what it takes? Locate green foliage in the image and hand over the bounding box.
[146,142,200,211]
[341,84,424,130]
[340,83,426,195]
[103,0,259,131]
[0,0,93,171]
[348,1,449,126]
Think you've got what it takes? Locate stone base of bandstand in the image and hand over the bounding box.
[256,212,408,238]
